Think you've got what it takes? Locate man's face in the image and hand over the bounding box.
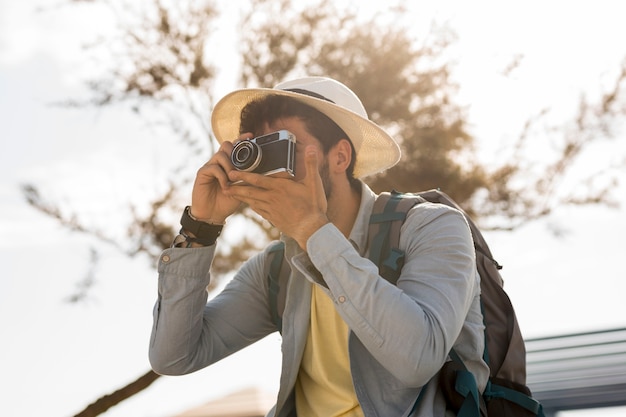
[258,117,332,197]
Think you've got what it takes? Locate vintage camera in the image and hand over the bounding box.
[231,130,296,179]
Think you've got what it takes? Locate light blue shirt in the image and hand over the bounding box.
[150,182,489,416]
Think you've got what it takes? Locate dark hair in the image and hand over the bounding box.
[239,95,358,185]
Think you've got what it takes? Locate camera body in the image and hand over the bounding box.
[231,130,296,179]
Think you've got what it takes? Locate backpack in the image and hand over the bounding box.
[266,189,544,417]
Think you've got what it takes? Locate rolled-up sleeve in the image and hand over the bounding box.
[149,247,215,374]
[149,244,277,375]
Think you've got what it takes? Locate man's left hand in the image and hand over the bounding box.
[226,145,329,249]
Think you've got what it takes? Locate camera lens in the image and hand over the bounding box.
[231,140,261,171]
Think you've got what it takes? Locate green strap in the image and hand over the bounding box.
[452,348,545,417]
[455,370,481,417]
[382,247,405,272]
[368,194,406,267]
[485,383,545,416]
[448,349,481,417]
[369,211,408,223]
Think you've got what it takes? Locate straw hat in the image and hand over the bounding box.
[210,76,401,178]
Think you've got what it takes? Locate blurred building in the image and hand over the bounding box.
[527,327,626,416]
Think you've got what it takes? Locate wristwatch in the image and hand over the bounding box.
[177,206,223,246]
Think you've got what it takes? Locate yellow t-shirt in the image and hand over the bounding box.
[295,285,364,417]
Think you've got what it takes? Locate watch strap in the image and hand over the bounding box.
[180,206,223,239]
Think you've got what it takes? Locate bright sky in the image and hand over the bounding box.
[1,1,625,416]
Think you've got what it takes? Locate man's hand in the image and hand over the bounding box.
[226,145,329,249]
[190,138,249,223]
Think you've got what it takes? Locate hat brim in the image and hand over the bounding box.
[211,88,401,178]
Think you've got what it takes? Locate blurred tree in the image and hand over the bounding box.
[241,0,479,195]
[239,0,625,226]
[23,0,626,415]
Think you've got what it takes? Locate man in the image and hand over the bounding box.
[149,76,489,416]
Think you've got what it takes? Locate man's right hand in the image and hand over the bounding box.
[190,136,251,224]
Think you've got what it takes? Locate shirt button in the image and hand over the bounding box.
[338,296,346,303]
[162,255,171,263]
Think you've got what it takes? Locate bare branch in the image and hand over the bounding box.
[73,370,161,417]
[65,248,101,304]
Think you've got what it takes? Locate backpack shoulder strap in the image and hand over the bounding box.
[267,241,289,333]
[371,190,546,416]
[367,190,425,284]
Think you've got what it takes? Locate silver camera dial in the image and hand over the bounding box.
[231,140,262,172]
